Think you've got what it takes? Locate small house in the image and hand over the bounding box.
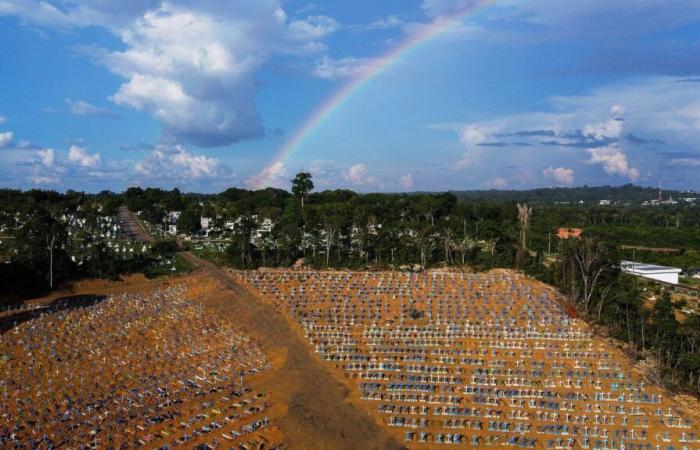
[557,228,583,239]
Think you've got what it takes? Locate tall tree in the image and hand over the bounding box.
[318,203,348,266]
[559,237,611,313]
[291,172,314,208]
[517,202,532,250]
[15,207,70,290]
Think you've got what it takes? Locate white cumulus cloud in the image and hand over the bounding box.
[1,1,340,147]
[459,124,491,146]
[586,147,639,180]
[135,146,221,180]
[543,166,574,185]
[68,145,101,167]
[582,113,625,141]
[246,161,289,189]
[37,148,55,167]
[434,77,700,183]
[0,131,14,148]
[453,123,500,169]
[344,163,378,186]
[287,15,338,43]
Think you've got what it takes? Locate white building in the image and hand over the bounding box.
[255,218,274,238]
[620,260,682,285]
[200,217,212,230]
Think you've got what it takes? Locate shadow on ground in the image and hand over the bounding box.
[0,294,107,334]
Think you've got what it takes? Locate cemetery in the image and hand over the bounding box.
[239,269,700,449]
[0,274,281,449]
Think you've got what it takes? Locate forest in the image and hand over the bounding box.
[451,183,696,203]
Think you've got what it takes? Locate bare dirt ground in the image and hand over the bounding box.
[4,259,403,449]
[181,252,405,450]
[8,257,700,449]
[1,271,282,449]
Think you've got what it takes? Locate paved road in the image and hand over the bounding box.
[181,252,404,450]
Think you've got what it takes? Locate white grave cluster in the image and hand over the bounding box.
[240,270,699,449]
[0,285,274,448]
[63,212,151,265]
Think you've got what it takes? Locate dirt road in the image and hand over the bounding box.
[117,206,151,242]
[181,252,404,450]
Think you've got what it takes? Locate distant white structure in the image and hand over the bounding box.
[621,260,682,285]
[599,199,611,205]
[200,217,212,230]
[168,224,177,236]
[642,197,679,206]
[255,218,274,238]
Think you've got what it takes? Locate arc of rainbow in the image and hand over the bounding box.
[253,1,495,189]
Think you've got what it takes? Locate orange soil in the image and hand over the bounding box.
[0,272,281,449]
[6,259,700,450]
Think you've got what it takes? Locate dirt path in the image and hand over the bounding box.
[118,206,151,242]
[181,252,404,450]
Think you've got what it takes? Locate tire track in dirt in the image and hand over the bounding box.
[181,252,404,450]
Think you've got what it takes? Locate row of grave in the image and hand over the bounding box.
[0,284,279,449]
[239,270,699,449]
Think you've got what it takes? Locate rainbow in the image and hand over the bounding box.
[253,1,495,188]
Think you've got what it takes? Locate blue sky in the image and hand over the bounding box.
[1,0,700,193]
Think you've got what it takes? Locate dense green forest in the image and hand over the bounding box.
[0,189,184,297]
[451,183,697,203]
[2,182,699,276]
[2,180,700,395]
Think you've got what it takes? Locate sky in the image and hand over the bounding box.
[1,0,700,193]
